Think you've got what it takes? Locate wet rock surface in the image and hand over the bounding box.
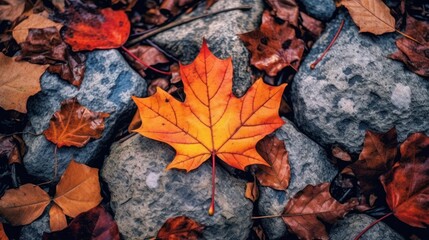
[101,135,253,240]
[23,50,146,181]
[298,0,336,21]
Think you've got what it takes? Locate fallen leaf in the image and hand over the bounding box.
[239,10,305,76]
[133,39,286,171]
[252,225,266,240]
[12,12,63,44]
[299,12,325,48]
[0,135,25,165]
[389,16,429,77]
[282,183,358,240]
[43,205,120,240]
[124,45,169,77]
[43,98,110,148]
[156,216,204,240]
[63,8,130,51]
[160,0,197,18]
[255,135,291,190]
[0,222,8,240]
[0,184,50,226]
[53,160,102,218]
[350,128,398,196]
[47,50,86,88]
[139,0,168,26]
[49,204,67,232]
[0,53,48,113]
[339,0,395,34]
[380,132,429,228]
[0,0,26,22]
[265,0,299,26]
[245,181,259,202]
[16,27,68,65]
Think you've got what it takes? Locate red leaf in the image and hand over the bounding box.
[380,132,429,228]
[156,216,204,240]
[43,205,119,240]
[64,8,130,51]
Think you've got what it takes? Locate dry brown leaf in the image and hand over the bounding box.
[0,135,25,165]
[245,181,259,202]
[0,222,8,240]
[265,0,299,26]
[43,98,110,148]
[125,45,169,77]
[0,184,50,226]
[0,53,48,113]
[53,160,102,218]
[12,12,63,44]
[0,0,26,22]
[49,203,67,232]
[282,183,358,240]
[339,0,395,35]
[156,216,204,240]
[255,135,291,190]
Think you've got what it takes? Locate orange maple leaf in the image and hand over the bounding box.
[132,39,286,214]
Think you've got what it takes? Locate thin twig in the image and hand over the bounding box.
[251,210,357,220]
[310,19,345,69]
[125,5,253,47]
[353,212,393,240]
[121,46,172,75]
[145,39,180,62]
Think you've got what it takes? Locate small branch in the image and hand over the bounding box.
[310,19,345,69]
[208,152,216,216]
[251,210,357,220]
[125,5,253,47]
[353,212,393,240]
[121,46,172,75]
[145,39,180,62]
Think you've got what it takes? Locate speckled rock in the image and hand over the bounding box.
[330,214,404,240]
[292,11,429,154]
[19,208,49,240]
[151,0,264,97]
[23,50,146,180]
[101,135,253,240]
[298,0,336,21]
[258,119,337,239]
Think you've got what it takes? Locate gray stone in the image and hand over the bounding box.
[292,11,429,154]
[257,119,337,239]
[19,207,49,240]
[101,135,253,240]
[298,0,336,21]
[23,50,146,180]
[151,0,264,97]
[330,214,404,240]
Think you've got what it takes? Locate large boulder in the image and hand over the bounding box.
[23,50,146,181]
[101,135,253,239]
[258,119,337,239]
[151,0,264,97]
[292,11,429,154]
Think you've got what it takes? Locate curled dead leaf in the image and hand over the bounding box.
[245,181,259,202]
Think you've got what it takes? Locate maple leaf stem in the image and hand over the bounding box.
[120,46,172,75]
[310,20,345,70]
[209,152,216,216]
[353,212,393,240]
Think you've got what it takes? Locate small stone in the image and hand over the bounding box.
[257,118,337,239]
[151,0,264,97]
[292,11,429,154]
[23,50,146,180]
[101,135,253,239]
[330,214,404,240]
[298,0,336,21]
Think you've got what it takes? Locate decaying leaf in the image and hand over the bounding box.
[49,203,67,232]
[0,135,25,165]
[0,53,48,113]
[54,160,102,218]
[64,8,130,51]
[47,50,86,88]
[12,12,63,44]
[389,16,429,77]
[239,10,305,76]
[380,132,429,228]
[43,205,120,240]
[0,0,26,22]
[156,216,204,240]
[160,0,197,18]
[339,0,395,35]
[0,222,8,240]
[265,0,299,26]
[43,98,110,148]
[0,184,50,226]
[133,39,286,171]
[255,135,291,190]
[245,181,259,202]
[350,128,398,196]
[282,183,358,240]
[124,45,169,77]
